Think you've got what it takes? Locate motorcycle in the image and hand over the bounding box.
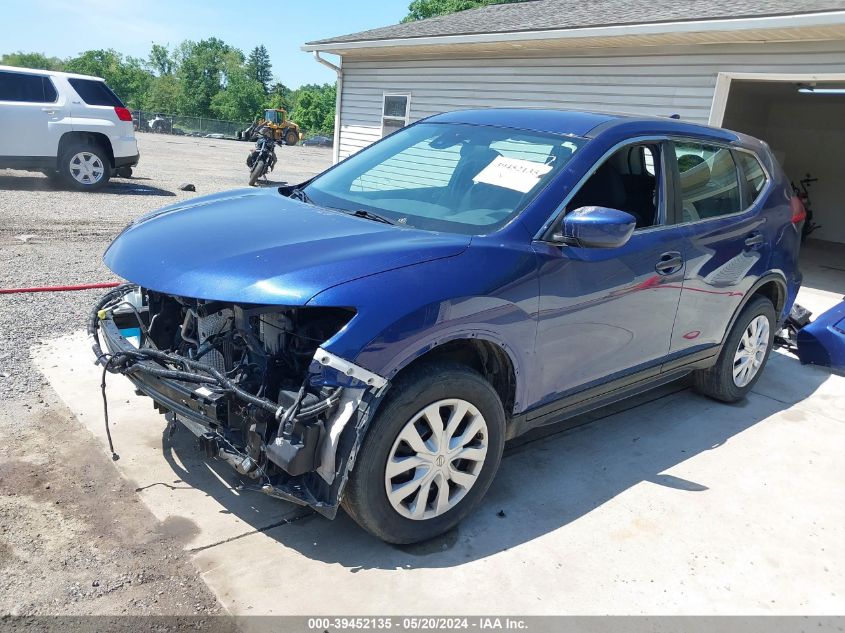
[792,173,821,241]
[246,126,278,186]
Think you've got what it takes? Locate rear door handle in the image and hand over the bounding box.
[41,107,57,114]
[655,251,683,275]
[744,232,764,248]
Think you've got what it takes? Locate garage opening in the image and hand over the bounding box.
[715,76,845,247]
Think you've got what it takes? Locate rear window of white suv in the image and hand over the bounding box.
[68,78,124,107]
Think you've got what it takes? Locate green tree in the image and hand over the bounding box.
[1,39,302,124]
[290,83,336,136]
[148,43,174,75]
[0,51,64,70]
[265,81,292,111]
[210,51,266,121]
[246,45,272,93]
[144,73,182,113]
[402,0,526,22]
[176,38,236,117]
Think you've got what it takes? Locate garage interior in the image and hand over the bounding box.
[721,78,845,248]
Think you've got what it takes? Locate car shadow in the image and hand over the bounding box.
[158,351,832,569]
[0,173,175,196]
[253,179,288,187]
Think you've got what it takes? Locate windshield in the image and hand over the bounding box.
[303,122,585,234]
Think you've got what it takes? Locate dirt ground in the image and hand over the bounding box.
[0,134,331,618]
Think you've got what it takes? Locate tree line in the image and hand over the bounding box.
[0,41,336,136]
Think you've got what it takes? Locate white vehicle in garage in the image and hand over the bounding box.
[0,65,139,190]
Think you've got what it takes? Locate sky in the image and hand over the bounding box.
[0,0,410,88]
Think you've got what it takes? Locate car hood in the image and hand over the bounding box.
[104,188,470,305]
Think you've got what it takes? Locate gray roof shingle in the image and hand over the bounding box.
[307,0,845,45]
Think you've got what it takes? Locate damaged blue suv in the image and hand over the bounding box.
[91,109,803,544]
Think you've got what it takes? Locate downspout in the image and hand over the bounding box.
[313,51,343,164]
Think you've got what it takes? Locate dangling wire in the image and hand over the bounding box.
[100,355,120,461]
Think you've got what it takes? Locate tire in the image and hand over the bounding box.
[248,160,265,186]
[693,296,776,403]
[59,142,111,191]
[116,166,133,178]
[342,362,505,544]
[285,130,298,146]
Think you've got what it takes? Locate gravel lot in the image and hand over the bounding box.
[0,133,331,616]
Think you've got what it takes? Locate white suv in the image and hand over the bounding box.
[0,65,140,191]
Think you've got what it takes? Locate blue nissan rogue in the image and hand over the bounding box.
[92,109,803,543]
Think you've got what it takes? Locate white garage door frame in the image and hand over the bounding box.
[709,71,845,127]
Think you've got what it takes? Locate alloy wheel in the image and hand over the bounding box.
[384,398,488,521]
[69,152,105,185]
[733,314,770,387]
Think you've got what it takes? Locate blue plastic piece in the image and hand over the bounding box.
[796,301,845,370]
[118,327,141,346]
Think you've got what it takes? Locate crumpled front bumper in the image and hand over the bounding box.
[96,312,389,517]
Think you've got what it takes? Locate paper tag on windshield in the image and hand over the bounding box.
[473,156,553,193]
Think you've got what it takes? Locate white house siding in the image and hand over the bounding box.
[337,40,845,160]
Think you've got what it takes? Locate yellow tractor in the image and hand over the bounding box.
[240,109,302,145]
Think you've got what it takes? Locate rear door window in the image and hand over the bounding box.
[672,141,742,222]
[0,71,58,103]
[67,78,124,106]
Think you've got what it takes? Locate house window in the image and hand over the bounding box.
[382,93,410,137]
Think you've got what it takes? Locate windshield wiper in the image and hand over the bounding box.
[289,187,312,204]
[346,209,396,225]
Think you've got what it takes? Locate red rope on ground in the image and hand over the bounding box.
[0,282,121,295]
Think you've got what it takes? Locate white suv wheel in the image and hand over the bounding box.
[69,151,106,185]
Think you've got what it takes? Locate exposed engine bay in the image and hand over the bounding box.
[89,284,388,516]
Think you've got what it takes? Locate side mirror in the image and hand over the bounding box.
[552,206,637,249]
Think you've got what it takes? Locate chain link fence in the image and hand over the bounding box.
[131,109,249,140]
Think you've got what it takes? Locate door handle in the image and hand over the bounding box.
[41,107,57,114]
[744,232,764,248]
[655,251,683,276]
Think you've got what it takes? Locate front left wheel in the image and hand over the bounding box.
[342,362,505,544]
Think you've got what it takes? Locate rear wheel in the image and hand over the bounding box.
[285,129,298,146]
[248,160,265,186]
[693,295,776,402]
[60,143,111,191]
[342,362,505,544]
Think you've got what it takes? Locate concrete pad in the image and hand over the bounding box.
[193,386,845,616]
[33,329,845,615]
[755,350,845,418]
